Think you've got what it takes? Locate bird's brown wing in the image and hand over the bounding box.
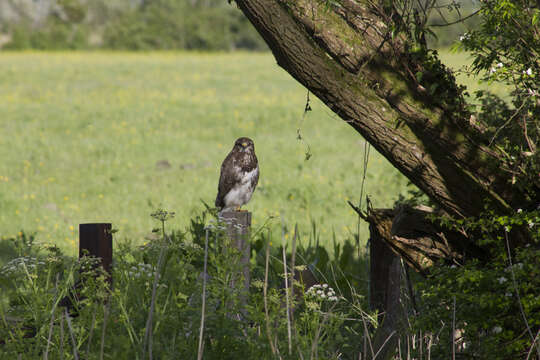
[215,151,241,208]
[251,165,260,193]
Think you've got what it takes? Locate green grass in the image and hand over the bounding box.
[0,50,511,255]
[0,51,410,255]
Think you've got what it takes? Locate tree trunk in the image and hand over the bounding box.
[233,2,538,356]
[233,0,537,222]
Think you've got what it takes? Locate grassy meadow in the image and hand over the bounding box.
[0,51,409,255]
[0,50,507,256]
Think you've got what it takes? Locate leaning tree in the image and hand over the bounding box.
[233,0,539,357]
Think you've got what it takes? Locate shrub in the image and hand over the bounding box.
[415,209,540,359]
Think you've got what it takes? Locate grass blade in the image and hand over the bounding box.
[197,228,210,360]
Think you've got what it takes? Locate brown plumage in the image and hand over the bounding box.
[215,137,259,211]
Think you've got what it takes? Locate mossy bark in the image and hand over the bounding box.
[234,0,532,220]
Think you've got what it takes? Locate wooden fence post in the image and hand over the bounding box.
[58,223,113,312]
[79,223,113,284]
[366,209,401,360]
[219,211,251,314]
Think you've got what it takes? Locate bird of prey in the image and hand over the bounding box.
[215,137,259,212]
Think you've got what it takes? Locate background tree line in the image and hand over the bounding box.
[0,0,267,50]
[0,0,478,50]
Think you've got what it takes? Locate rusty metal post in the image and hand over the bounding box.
[79,223,113,284]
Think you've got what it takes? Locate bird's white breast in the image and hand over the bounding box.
[223,167,258,209]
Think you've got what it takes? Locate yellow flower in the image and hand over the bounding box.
[64,196,69,201]
[69,225,74,231]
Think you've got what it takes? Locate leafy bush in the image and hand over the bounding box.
[415,209,540,359]
[409,1,540,356]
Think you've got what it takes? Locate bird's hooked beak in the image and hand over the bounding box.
[241,142,248,148]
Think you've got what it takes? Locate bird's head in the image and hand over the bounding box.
[234,137,255,153]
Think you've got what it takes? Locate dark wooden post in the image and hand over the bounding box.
[370,230,401,313]
[59,223,113,311]
[79,223,113,284]
[219,211,251,311]
[366,209,401,360]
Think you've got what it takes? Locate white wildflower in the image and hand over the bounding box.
[306,284,339,302]
[497,62,503,68]
[517,208,523,213]
[529,221,535,228]
[490,67,497,74]
[498,277,507,284]
[492,326,503,334]
[526,68,533,76]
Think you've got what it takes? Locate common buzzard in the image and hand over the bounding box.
[215,137,259,212]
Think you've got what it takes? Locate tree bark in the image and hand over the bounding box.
[234,0,537,221]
